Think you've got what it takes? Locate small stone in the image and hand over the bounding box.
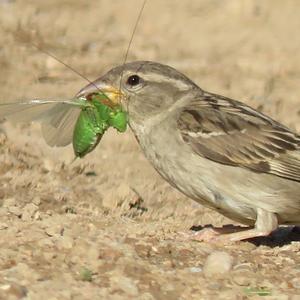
[0,207,8,217]
[139,293,155,300]
[32,196,41,206]
[3,198,23,217]
[34,211,41,220]
[43,159,55,171]
[117,276,139,296]
[0,282,27,299]
[102,183,138,209]
[203,251,233,278]
[0,131,7,145]
[233,263,253,272]
[291,277,300,289]
[217,290,240,299]
[5,263,40,282]
[0,284,10,291]
[56,236,74,250]
[38,238,54,248]
[3,198,16,207]
[231,270,254,286]
[8,206,22,217]
[43,251,56,261]
[98,247,122,262]
[21,203,39,221]
[0,222,8,230]
[45,224,63,237]
[189,267,202,273]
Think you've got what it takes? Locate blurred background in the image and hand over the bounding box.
[0,1,299,299]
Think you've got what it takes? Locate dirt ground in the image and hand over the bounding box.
[0,0,300,299]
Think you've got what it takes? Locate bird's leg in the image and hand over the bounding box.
[190,208,278,243]
[217,208,278,242]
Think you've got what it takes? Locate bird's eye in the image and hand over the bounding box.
[126,75,140,86]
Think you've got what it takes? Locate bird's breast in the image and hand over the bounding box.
[129,117,212,200]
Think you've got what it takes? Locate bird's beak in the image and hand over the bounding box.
[76,81,123,107]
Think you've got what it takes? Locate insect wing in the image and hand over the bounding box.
[41,104,81,147]
[0,98,87,147]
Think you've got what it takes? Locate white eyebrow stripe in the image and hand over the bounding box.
[139,72,192,91]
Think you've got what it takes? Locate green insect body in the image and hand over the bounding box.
[108,108,128,132]
[73,106,108,158]
[73,93,128,158]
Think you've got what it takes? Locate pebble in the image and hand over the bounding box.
[0,281,28,299]
[2,198,23,218]
[55,236,74,250]
[0,207,8,217]
[139,293,155,300]
[291,277,300,289]
[34,211,41,220]
[8,206,22,217]
[189,267,202,273]
[4,263,40,283]
[38,238,54,248]
[115,276,139,296]
[203,251,233,278]
[102,183,138,209]
[231,270,254,286]
[21,203,39,221]
[32,196,41,206]
[233,262,253,272]
[44,224,64,237]
[43,251,57,261]
[43,159,56,171]
[0,222,8,230]
[3,197,17,207]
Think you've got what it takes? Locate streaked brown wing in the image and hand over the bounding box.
[177,92,300,182]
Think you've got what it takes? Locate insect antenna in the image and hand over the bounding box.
[118,0,147,93]
[29,42,113,102]
[118,0,147,120]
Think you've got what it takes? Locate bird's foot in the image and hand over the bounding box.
[181,225,253,244]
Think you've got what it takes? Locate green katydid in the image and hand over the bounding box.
[0,92,127,158]
[72,93,127,158]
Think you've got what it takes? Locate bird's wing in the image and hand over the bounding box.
[177,92,300,182]
[0,98,87,147]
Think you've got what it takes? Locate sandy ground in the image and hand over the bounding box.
[0,0,300,299]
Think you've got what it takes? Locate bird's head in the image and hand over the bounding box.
[77,61,199,124]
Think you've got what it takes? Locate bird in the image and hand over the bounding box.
[68,61,300,241]
[75,61,300,242]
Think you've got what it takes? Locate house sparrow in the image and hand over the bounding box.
[77,61,300,242]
